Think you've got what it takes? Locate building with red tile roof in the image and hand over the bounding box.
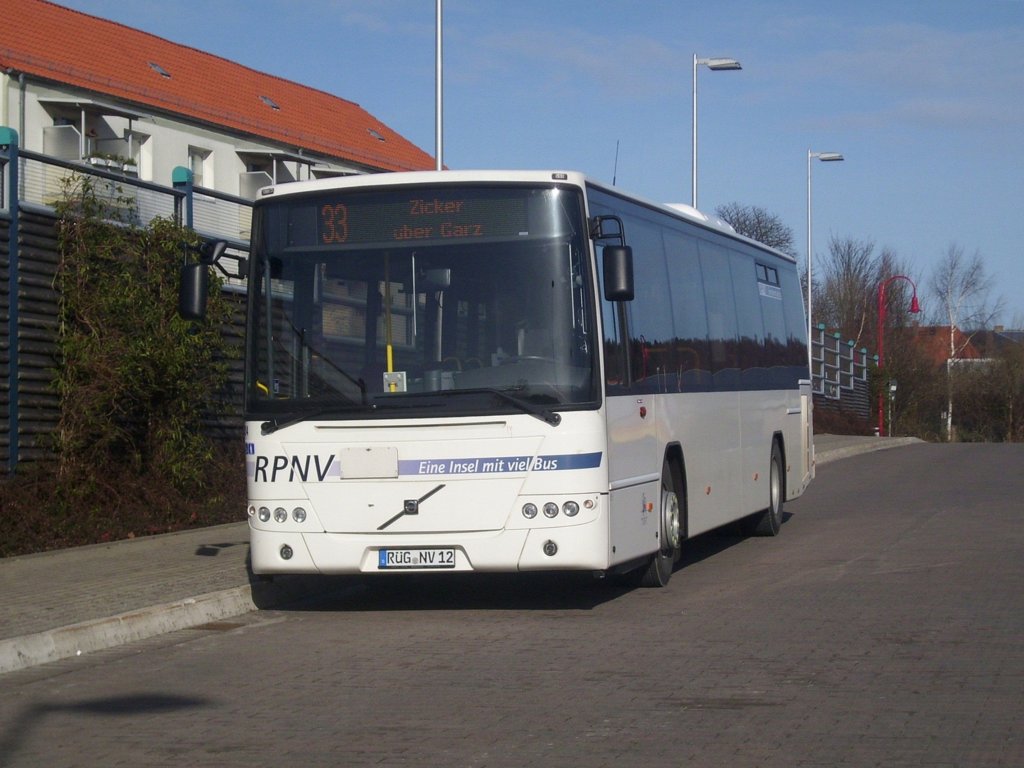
[1,0,435,197]
[914,325,986,368]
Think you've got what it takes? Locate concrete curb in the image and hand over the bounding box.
[0,572,337,675]
[0,585,256,675]
[815,437,923,466]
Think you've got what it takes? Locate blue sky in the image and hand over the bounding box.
[59,0,1024,325]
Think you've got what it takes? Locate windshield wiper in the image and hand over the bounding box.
[260,396,448,435]
[261,385,564,434]
[261,398,373,435]
[440,387,562,427]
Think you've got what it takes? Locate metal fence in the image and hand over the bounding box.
[811,323,876,422]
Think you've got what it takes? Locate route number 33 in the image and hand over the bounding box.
[320,203,348,244]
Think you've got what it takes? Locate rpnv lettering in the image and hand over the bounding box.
[253,454,335,482]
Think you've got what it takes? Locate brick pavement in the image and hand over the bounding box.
[0,442,1020,767]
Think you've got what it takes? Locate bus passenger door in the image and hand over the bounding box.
[598,243,661,565]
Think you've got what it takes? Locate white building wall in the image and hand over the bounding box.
[3,75,363,199]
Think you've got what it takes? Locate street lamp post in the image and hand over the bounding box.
[434,0,443,171]
[806,150,844,381]
[692,55,741,209]
[876,275,921,436]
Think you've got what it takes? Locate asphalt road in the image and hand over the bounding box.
[2,442,1022,768]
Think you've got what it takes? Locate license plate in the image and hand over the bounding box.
[378,548,456,570]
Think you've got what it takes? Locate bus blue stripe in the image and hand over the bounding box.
[397,452,602,476]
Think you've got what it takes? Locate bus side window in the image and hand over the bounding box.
[665,230,711,391]
[698,240,740,390]
[623,218,673,390]
[730,250,765,380]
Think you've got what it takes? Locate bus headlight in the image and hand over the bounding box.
[292,507,307,523]
[273,507,288,523]
[258,506,271,523]
[543,502,559,519]
[562,501,579,517]
[522,503,538,519]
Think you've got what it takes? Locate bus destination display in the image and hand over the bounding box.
[315,193,530,246]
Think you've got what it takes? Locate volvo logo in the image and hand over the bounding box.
[377,484,446,531]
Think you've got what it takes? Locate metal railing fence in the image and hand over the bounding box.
[2,130,253,472]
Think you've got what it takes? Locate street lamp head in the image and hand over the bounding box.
[702,57,742,71]
[691,54,742,208]
[813,152,844,162]
[910,295,921,313]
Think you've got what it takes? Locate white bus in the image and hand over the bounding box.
[184,170,813,587]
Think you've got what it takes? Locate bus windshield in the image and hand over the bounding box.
[246,183,598,423]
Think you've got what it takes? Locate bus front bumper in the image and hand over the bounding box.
[249,524,611,575]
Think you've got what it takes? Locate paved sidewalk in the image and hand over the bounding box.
[0,433,921,674]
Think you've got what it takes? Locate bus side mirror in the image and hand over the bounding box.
[603,245,634,301]
[179,263,209,321]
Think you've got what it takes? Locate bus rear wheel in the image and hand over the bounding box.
[744,440,784,537]
[638,461,682,587]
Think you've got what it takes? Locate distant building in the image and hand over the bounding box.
[996,329,1024,345]
[1,0,435,200]
[912,325,1024,372]
[964,326,1024,362]
[913,325,986,368]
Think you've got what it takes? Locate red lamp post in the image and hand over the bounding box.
[877,275,921,436]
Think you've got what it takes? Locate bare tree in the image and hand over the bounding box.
[812,236,930,435]
[715,202,796,256]
[814,236,916,347]
[928,243,1003,440]
[814,235,876,347]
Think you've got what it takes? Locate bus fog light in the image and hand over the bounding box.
[258,506,271,522]
[543,540,558,557]
[522,503,538,519]
[543,502,559,519]
[273,507,288,523]
[563,501,579,517]
[292,507,307,523]
[280,544,293,560]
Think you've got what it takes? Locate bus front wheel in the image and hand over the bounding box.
[638,461,682,587]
